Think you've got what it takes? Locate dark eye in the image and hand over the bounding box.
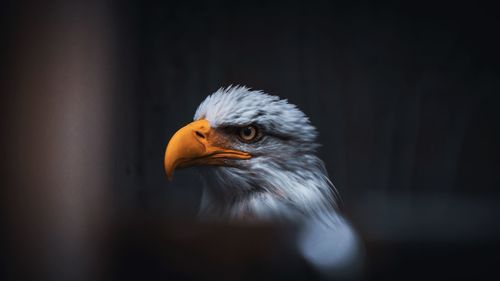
[238,125,259,142]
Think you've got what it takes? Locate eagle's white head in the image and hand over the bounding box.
[164,87,362,276]
[164,86,340,224]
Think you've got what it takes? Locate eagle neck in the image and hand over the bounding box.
[197,159,339,223]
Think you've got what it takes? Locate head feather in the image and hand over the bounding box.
[194,86,340,223]
[194,85,318,144]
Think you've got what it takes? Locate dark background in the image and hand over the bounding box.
[2,0,500,280]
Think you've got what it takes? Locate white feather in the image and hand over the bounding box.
[193,86,363,277]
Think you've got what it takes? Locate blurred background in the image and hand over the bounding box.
[1,0,499,280]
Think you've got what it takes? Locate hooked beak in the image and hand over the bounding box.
[164,119,251,180]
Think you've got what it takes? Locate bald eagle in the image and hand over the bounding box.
[164,86,362,277]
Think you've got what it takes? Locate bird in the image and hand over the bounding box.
[164,86,363,278]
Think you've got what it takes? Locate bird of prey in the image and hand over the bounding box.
[164,86,362,277]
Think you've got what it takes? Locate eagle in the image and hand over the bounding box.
[164,86,362,277]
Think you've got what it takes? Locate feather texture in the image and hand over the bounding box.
[193,86,339,223]
[192,86,363,277]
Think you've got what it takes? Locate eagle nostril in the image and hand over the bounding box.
[195,131,205,139]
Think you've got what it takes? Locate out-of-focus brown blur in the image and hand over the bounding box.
[2,1,114,280]
[2,1,499,281]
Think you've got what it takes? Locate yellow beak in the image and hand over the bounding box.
[164,119,251,180]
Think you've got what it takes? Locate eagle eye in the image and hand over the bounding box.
[237,125,259,142]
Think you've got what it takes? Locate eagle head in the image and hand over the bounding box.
[164,86,338,223]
